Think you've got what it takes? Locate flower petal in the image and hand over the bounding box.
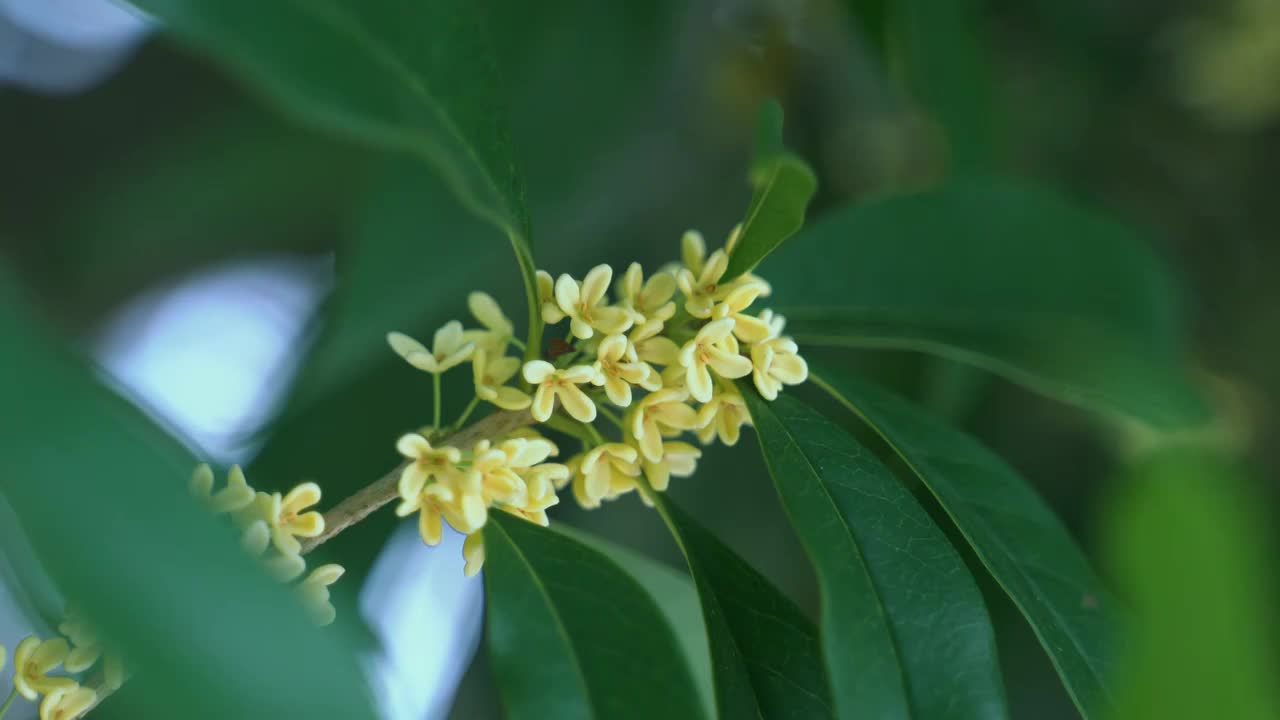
[581,264,613,305]
[558,384,598,423]
[434,320,465,355]
[386,331,428,358]
[522,360,556,384]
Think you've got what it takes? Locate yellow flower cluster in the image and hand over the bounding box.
[1,634,94,720]
[191,465,344,626]
[387,227,808,575]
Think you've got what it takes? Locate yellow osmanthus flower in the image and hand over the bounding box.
[554,264,633,339]
[388,322,475,374]
[678,318,753,402]
[39,684,96,720]
[711,282,773,343]
[58,607,99,674]
[395,434,484,544]
[537,270,566,324]
[523,361,597,422]
[249,483,326,557]
[697,389,752,446]
[577,443,641,507]
[591,334,652,407]
[628,388,699,463]
[298,564,345,626]
[758,308,786,339]
[13,636,75,700]
[641,441,701,492]
[472,348,531,410]
[189,464,255,514]
[463,292,515,355]
[470,441,528,507]
[616,262,677,324]
[462,532,485,577]
[397,434,463,499]
[681,230,708,276]
[676,248,730,318]
[629,319,680,369]
[750,337,810,401]
[506,463,566,526]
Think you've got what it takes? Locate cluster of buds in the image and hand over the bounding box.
[387,227,808,575]
[191,465,344,625]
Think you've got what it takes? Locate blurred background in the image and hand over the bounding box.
[2,0,1278,717]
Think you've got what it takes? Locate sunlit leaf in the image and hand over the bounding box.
[484,513,707,720]
[812,367,1119,718]
[0,283,376,719]
[772,177,1206,428]
[745,389,1009,719]
[649,493,835,719]
[1106,448,1280,720]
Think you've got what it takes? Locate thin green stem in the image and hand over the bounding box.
[453,396,481,430]
[542,413,597,445]
[508,336,527,352]
[432,373,442,429]
[597,405,626,431]
[584,422,606,445]
[0,687,18,719]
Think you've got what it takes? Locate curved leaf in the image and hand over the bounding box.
[484,513,707,720]
[744,389,1009,720]
[0,287,376,719]
[771,177,1206,428]
[648,493,835,720]
[812,366,1120,718]
[127,0,541,341]
[723,102,818,282]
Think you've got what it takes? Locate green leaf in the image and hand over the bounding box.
[772,177,1206,429]
[483,513,708,720]
[1106,449,1280,720]
[723,104,818,282]
[647,493,835,720]
[744,389,1009,720]
[811,366,1120,718]
[127,0,541,346]
[0,285,375,719]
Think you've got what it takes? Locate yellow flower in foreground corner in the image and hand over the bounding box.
[298,564,345,626]
[387,321,475,374]
[39,684,96,720]
[523,361,597,422]
[750,337,810,400]
[462,532,485,577]
[591,334,652,407]
[554,264,633,339]
[464,291,515,354]
[250,483,326,556]
[629,388,699,463]
[678,318,753,403]
[13,636,75,700]
[472,348,531,410]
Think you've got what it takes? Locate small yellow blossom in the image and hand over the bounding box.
[711,282,772,343]
[297,564,344,626]
[497,435,559,468]
[506,463,566,526]
[750,337,810,400]
[758,308,786,339]
[578,443,641,506]
[246,483,325,556]
[523,361,597,422]
[642,441,702,492]
[676,248,730,318]
[387,322,474,374]
[189,464,255,513]
[678,318,753,402]
[263,552,307,583]
[472,348,532,410]
[628,388,699,463]
[554,264,633,339]
[616,262,677,324]
[58,607,100,673]
[628,320,679,379]
[681,230,707,276]
[396,434,463,500]
[697,389,752,446]
[13,636,75,701]
[470,442,528,507]
[537,270,566,324]
[591,334,652,407]
[462,532,485,577]
[39,684,96,720]
[463,292,515,355]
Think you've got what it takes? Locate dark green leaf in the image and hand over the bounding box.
[886,0,995,169]
[0,285,375,719]
[484,513,707,720]
[723,105,818,282]
[649,493,835,720]
[1106,449,1280,720]
[772,177,1206,428]
[811,366,1119,718]
[744,389,1009,720]
[128,0,541,337]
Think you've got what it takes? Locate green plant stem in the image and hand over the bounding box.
[597,405,626,431]
[508,336,527,352]
[0,688,18,719]
[454,396,481,430]
[542,413,598,445]
[432,373,443,429]
[584,422,606,445]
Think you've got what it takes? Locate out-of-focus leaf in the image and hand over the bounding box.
[723,103,818,282]
[649,494,835,720]
[0,284,375,719]
[558,525,714,720]
[744,390,1009,720]
[812,367,1119,718]
[1106,449,1280,720]
[885,0,995,169]
[772,177,1206,428]
[127,0,541,336]
[483,513,708,720]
